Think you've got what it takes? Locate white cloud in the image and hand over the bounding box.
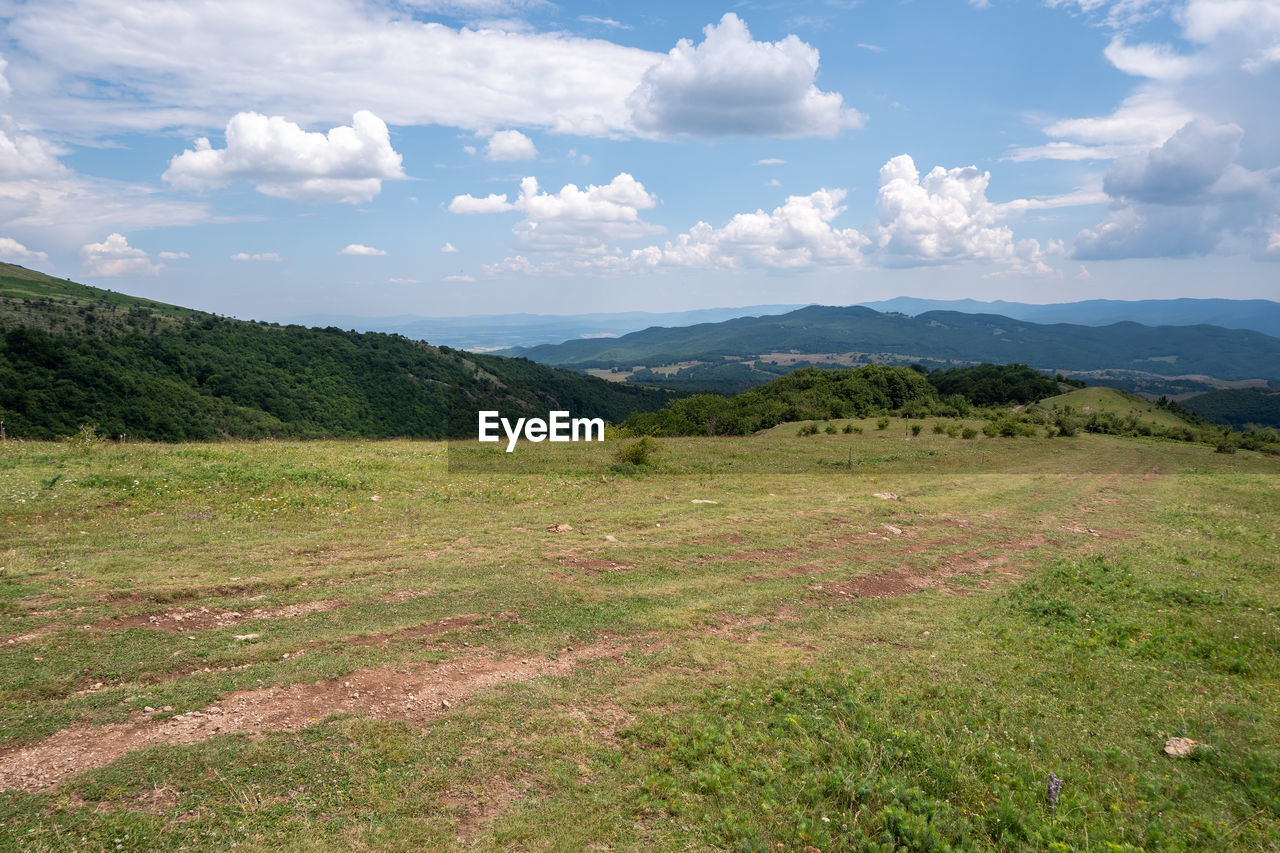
[157,250,189,259]
[627,13,863,138]
[1072,118,1279,259]
[0,117,67,180]
[81,233,162,276]
[0,236,48,263]
[873,154,1054,273]
[340,243,387,256]
[855,43,886,53]
[389,276,419,283]
[579,15,630,30]
[164,111,404,204]
[1104,37,1205,80]
[440,242,459,253]
[1073,205,1221,259]
[231,251,281,261]
[1,0,660,139]
[623,188,868,270]
[485,129,538,161]
[0,56,11,100]
[443,273,476,282]
[756,158,786,165]
[449,193,515,214]
[450,172,662,250]
[764,178,781,187]
[1103,119,1260,203]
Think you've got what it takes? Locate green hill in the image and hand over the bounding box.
[1032,387,1195,430]
[1181,387,1280,430]
[505,305,1280,393]
[0,264,672,441]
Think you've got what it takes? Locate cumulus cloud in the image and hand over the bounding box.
[485,129,538,161]
[627,13,863,138]
[0,117,68,180]
[873,155,1054,273]
[81,233,162,276]
[1103,119,1260,204]
[231,251,281,261]
[624,189,868,271]
[1073,205,1221,259]
[1073,118,1279,259]
[164,111,404,204]
[0,236,48,263]
[440,242,459,253]
[339,243,387,256]
[450,172,662,250]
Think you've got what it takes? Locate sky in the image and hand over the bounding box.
[0,0,1277,320]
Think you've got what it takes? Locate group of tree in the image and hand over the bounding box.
[0,316,671,442]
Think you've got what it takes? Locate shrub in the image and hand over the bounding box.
[612,436,659,468]
[797,423,819,436]
[945,423,961,438]
[876,417,890,430]
[910,424,923,436]
[825,424,838,434]
[962,427,978,439]
[931,424,945,434]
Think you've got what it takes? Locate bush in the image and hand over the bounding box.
[945,423,961,438]
[962,427,978,439]
[931,424,945,434]
[910,424,923,436]
[842,423,855,434]
[612,436,659,468]
[824,424,838,435]
[797,423,819,436]
[876,417,890,430]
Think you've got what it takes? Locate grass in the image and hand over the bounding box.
[0,424,1277,850]
[1036,387,1193,430]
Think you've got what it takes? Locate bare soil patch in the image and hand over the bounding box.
[92,600,346,632]
[811,536,1050,602]
[0,640,632,793]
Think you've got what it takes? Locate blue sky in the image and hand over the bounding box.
[0,0,1277,319]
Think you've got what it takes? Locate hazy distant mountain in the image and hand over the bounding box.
[505,305,1280,397]
[273,304,808,350]
[859,297,1280,338]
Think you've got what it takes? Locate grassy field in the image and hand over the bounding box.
[1,423,1277,850]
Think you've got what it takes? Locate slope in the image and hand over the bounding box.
[0,264,671,441]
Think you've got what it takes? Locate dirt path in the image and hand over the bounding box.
[0,640,629,793]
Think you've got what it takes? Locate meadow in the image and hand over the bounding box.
[0,422,1277,851]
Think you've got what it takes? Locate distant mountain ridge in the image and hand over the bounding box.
[503,304,1280,397]
[273,304,808,351]
[858,297,1280,338]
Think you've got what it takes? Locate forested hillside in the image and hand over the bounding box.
[0,264,670,440]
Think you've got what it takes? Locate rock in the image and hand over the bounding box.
[873,493,899,501]
[547,523,573,532]
[604,535,618,542]
[370,495,381,502]
[1164,737,1200,756]
[882,524,903,535]
[440,699,451,709]
[234,633,260,641]
[690,499,719,504]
